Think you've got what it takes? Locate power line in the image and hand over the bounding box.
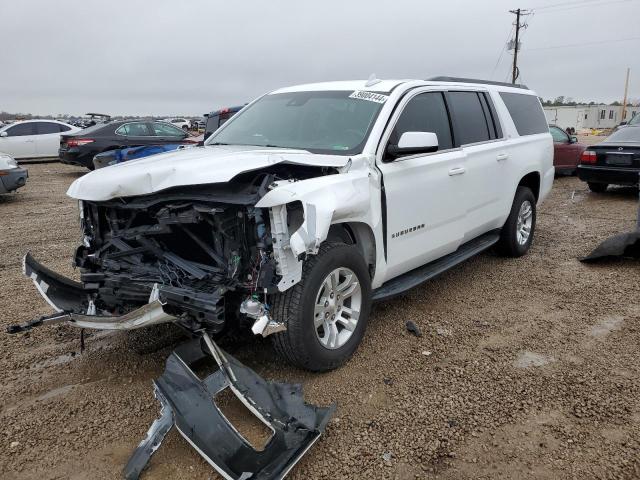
[526,36,640,50]
[531,0,627,10]
[490,24,515,79]
[531,0,637,13]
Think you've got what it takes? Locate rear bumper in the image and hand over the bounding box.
[59,148,93,168]
[577,165,639,185]
[0,167,28,193]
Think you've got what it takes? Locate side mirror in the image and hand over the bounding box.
[387,131,439,159]
[620,121,628,126]
[570,136,578,144]
[0,131,7,138]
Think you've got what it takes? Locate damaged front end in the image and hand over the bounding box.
[125,334,335,480]
[9,168,324,336]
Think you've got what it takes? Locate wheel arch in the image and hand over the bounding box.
[518,171,541,201]
[327,222,377,279]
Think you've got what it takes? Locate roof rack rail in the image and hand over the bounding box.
[427,76,529,90]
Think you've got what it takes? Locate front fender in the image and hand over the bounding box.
[256,172,373,257]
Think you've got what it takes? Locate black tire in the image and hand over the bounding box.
[588,182,608,193]
[496,186,536,257]
[271,243,371,372]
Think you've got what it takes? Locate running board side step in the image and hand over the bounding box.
[372,230,500,302]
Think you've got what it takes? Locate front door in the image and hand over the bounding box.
[377,91,468,280]
[0,123,37,158]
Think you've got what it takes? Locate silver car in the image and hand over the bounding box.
[0,153,28,194]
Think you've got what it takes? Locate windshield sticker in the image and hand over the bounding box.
[349,90,389,104]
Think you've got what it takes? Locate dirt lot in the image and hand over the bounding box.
[1,161,639,480]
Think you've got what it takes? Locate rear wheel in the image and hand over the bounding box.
[588,182,608,193]
[496,186,536,257]
[271,243,371,372]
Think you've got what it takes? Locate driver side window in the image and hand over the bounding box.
[550,126,569,143]
[389,92,453,150]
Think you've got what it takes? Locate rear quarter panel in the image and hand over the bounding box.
[489,89,554,222]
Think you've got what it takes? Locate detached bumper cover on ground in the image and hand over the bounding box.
[580,231,640,262]
[124,335,335,480]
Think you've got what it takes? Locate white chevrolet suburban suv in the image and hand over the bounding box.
[13,77,553,372]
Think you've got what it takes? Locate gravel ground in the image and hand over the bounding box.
[1,161,639,480]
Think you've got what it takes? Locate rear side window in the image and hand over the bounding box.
[5,123,35,136]
[35,122,62,134]
[447,92,492,145]
[389,92,453,150]
[152,122,186,137]
[116,122,151,136]
[499,92,548,136]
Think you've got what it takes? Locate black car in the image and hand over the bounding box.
[59,120,193,169]
[203,106,244,141]
[578,125,640,192]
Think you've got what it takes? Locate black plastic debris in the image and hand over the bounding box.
[580,231,640,262]
[405,320,422,337]
[124,334,335,480]
[581,178,640,263]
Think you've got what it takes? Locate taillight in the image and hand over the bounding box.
[580,150,597,164]
[66,139,94,147]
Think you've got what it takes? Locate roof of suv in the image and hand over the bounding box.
[273,78,533,95]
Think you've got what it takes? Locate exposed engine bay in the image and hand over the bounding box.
[8,165,334,336]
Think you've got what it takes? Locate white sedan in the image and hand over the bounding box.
[163,118,190,131]
[0,120,81,159]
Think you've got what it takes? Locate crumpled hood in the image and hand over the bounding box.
[67,145,350,201]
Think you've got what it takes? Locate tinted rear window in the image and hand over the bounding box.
[35,122,62,134]
[605,126,640,143]
[499,92,548,136]
[447,91,491,145]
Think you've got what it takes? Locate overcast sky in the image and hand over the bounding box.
[1,0,639,116]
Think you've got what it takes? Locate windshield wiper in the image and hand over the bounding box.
[208,142,229,146]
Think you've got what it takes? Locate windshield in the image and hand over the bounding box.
[206,91,386,154]
[629,114,640,126]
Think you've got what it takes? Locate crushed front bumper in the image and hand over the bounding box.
[7,253,178,334]
[124,334,335,480]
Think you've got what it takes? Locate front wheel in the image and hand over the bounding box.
[496,186,536,257]
[271,243,371,372]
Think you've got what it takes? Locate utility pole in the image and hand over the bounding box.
[508,9,530,84]
[621,67,630,123]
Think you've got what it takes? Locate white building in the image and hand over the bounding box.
[544,104,640,131]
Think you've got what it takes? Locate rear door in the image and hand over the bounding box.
[377,90,468,279]
[0,123,37,158]
[34,121,72,157]
[446,90,506,239]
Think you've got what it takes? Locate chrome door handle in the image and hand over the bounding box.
[496,153,509,162]
[448,167,466,176]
